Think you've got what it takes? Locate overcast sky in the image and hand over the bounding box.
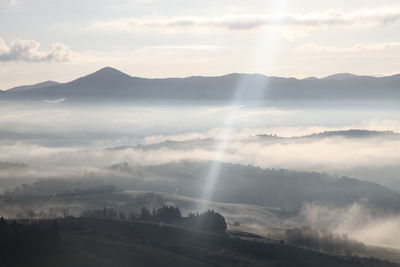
[1,0,400,89]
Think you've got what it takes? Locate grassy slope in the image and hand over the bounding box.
[4,190,400,265]
[31,190,294,228]
[29,234,213,267]
[10,218,400,267]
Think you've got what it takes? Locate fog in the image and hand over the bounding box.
[1,135,400,174]
[300,202,400,248]
[1,102,400,147]
[1,102,400,190]
[1,101,400,251]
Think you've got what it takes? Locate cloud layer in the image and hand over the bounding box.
[297,42,400,54]
[0,38,75,62]
[88,6,400,33]
[0,0,17,6]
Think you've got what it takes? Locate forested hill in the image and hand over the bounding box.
[110,161,400,211]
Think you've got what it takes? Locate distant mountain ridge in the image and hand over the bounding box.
[322,73,364,80]
[259,129,400,139]
[106,129,399,152]
[303,129,400,138]
[1,67,399,102]
[6,80,59,92]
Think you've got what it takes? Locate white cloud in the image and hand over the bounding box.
[87,6,400,33]
[44,98,66,104]
[0,0,17,6]
[297,42,400,54]
[133,45,227,55]
[230,107,296,120]
[196,105,244,115]
[0,38,76,62]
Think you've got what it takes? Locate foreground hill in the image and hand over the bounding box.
[1,67,399,102]
[7,218,400,267]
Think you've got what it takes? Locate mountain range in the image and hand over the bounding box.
[1,67,399,102]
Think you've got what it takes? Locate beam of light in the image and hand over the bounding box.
[199,0,292,212]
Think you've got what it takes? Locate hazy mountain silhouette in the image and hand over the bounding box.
[302,129,400,139]
[258,129,400,140]
[322,73,363,80]
[6,80,59,92]
[1,67,399,102]
[110,130,399,150]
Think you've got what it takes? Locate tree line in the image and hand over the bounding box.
[0,217,59,265]
[81,205,227,234]
[285,226,366,255]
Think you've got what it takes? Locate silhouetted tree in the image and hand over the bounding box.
[185,209,227,234]
[141,206,151,219]
[0,218,59,264]
[285,226,366,254]
[153,206,182,223]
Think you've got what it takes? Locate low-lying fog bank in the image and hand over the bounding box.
[1,102,400,251]
[1,129,400,190]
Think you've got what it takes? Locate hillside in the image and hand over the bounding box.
[8,218,400,267]
[0,188,293,228]
[4,159,400,212]
[111,161,400,211]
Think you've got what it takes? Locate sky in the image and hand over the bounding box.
[1,0,400,89]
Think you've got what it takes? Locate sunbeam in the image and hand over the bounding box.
[200,0,292,208]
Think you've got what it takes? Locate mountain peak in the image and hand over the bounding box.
[322,73,360,80]
[71,67,132,85]
[302,76,318,81]
[91,66,130,77]
[96,66,122,73]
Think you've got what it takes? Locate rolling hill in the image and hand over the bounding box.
[5,159,400,212]
[135,161,400,211]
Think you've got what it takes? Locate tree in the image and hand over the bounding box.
[141,206,151,219]
[154,206,182,223]
[185,210,227,234]
[62,208,69,218]
[0,217,6,228]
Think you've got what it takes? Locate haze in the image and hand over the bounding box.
[1,1,400,266]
